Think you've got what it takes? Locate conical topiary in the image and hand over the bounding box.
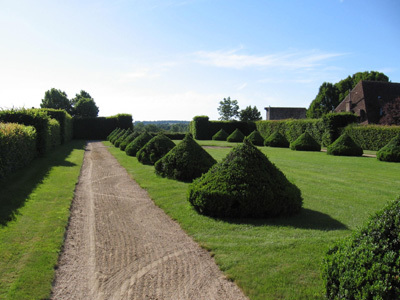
[111,129,126,144]
[377,134,400,162]
[115,128,132,148]
[137,133,176,165]
[188,138,303,218]
[327,133,363,156]
[119,131,140,151]
[212,129,229,141]
[264,131,289,148]
[107,128,120,141]
[247,130,264,146]
[125,132,153,157]
[290,131,321,151]
[227,128,245,143]
[154,133,216,182]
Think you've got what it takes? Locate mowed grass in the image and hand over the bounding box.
[0,140,86,300]
[107,140,400,300]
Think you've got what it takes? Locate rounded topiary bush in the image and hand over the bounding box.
[111,129,126,144]
[290,131,321,151]
[264,131,289,148]
[115,128,132,148]
[246,130,264,146]
[322,197,400,300]
[188,138,303,218]
[227,128,245,143]
[107,128,120,141]
[125,132,153,157]
[212,129,229,141]
[137,133,176,165]
[377,134,400,162]
[154,133,216,182]
[119,131,140,151]
[327,133,363,156]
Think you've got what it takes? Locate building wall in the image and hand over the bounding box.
[265,107,307,120]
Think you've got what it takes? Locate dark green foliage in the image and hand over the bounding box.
[119,131,140,151]
[162,132,186,140]
[74,98,99,118]
[107,128,121,141]
[40,108,73,144]
[217,97,239,121]
[264,131,289,148]
[246,130,264,146]
[239,105,262,121]
[40,88,72,115]
[290,132,321,151]
[111,129,126,144]
[188,139,303,218]
[322,112,358,146]
[125,132,153,157]
[48,118,61,150]
[212,129,229,141]
[327,133,363,156]
[114,129,132,148]
[137,133,176,165]
[154,134,216,182]
[227,128,245,142]
[322,197,400,299]
[377,134,400,162]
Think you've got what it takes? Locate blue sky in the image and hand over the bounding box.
[0,0,399,121]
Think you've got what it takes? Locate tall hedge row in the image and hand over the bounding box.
[40,108,73,143]
[0,123,37,178]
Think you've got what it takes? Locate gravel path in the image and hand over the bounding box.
[51,141,248,300]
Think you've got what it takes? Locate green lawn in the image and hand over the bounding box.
[107,140,400,300]
[0,140,86,300]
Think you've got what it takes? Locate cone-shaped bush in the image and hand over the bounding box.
[290,131,321,151]
[137,133,176,165]
[377,134,400,162]
[212,129,229,141]
[115,128,132,148]
[120,131,140,151]
[322,197,400,299]
[111,129,126,144]
[107,128,120,141]
[247,130,264,146]
[188,138,303,218]
[154,133,216,182]
[327,133,363,156]
[264,131,289,148]
[125,132,153,157]
[227,128,245,143]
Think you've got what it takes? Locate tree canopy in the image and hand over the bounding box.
[240,105,262,121]
[74,98,99,118]
[217,97,239,121]
[40,88,72,114]
[307,71,389,118]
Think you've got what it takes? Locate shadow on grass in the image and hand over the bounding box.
[219,208,348,231]
[0,140,86,227]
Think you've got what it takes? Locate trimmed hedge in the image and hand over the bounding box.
[137,133,176,165]
[40,108,73,144]
[376,134,400,162]
[188,138,303,218]
[107,128,121,141]
[322,112,358,146]
[212,129,229,141]
[119,131,140,151]
[125,132,153,157]
[327,133,363,157]
[264,131,289,148]
[154,133,216,182]
[48,118,61,150]
[322,197,400,299]
[290,131,321,151]
[0,123,37,178]
[115,129,132,147]
[247,130,264,146]
[227,128,245,143]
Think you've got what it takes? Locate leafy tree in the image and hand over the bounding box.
[74,98,99,118]
[240,106,262,121]
[217,97,239,121]
[40,88,72,114]
[71,90,93,106]
[380,97,400,125]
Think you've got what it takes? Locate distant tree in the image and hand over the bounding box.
[71,90,93,106]
[74,98,99,118]
[218,97,239,121]
[40,88,72,114]
[240,106,262,121]
[380,97,400,125]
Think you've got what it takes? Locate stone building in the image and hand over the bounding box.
[264,107,307,121]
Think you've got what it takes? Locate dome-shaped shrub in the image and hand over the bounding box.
[111,129,126,144]
[322,197,400,299]
[107,128,120,141]
[227,128,245,143]
[188,138,303,218]
[137,133,176,165]
[290,132,321,151]
[125,132,153,157]
[246,130,264,146]
[212,129,229,141]
[154,133,216,182]
[119,131,140,151]
[327,133,363,156]
[115,128,132,148]
[264,131,289,148]
[377,134,400,162]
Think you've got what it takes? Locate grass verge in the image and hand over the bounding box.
[107,141,400,300]
[0,140,86,300]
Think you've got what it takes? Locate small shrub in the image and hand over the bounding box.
[227,128,245,143]
[137,133,176,165]
[290,131,321,151]
[376,134,400,162]
[246,130,264,146]
[264,131,289,148]
[154,133,216,182]
[119,131,140,151]
[212,129,229,141]
[188,138,303,218]
[111,129,126,144]
[322,197,400,299]
[115,128,132,148]
[107,128,121,141]
[327,133,363,156]
[125,132,153,157]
